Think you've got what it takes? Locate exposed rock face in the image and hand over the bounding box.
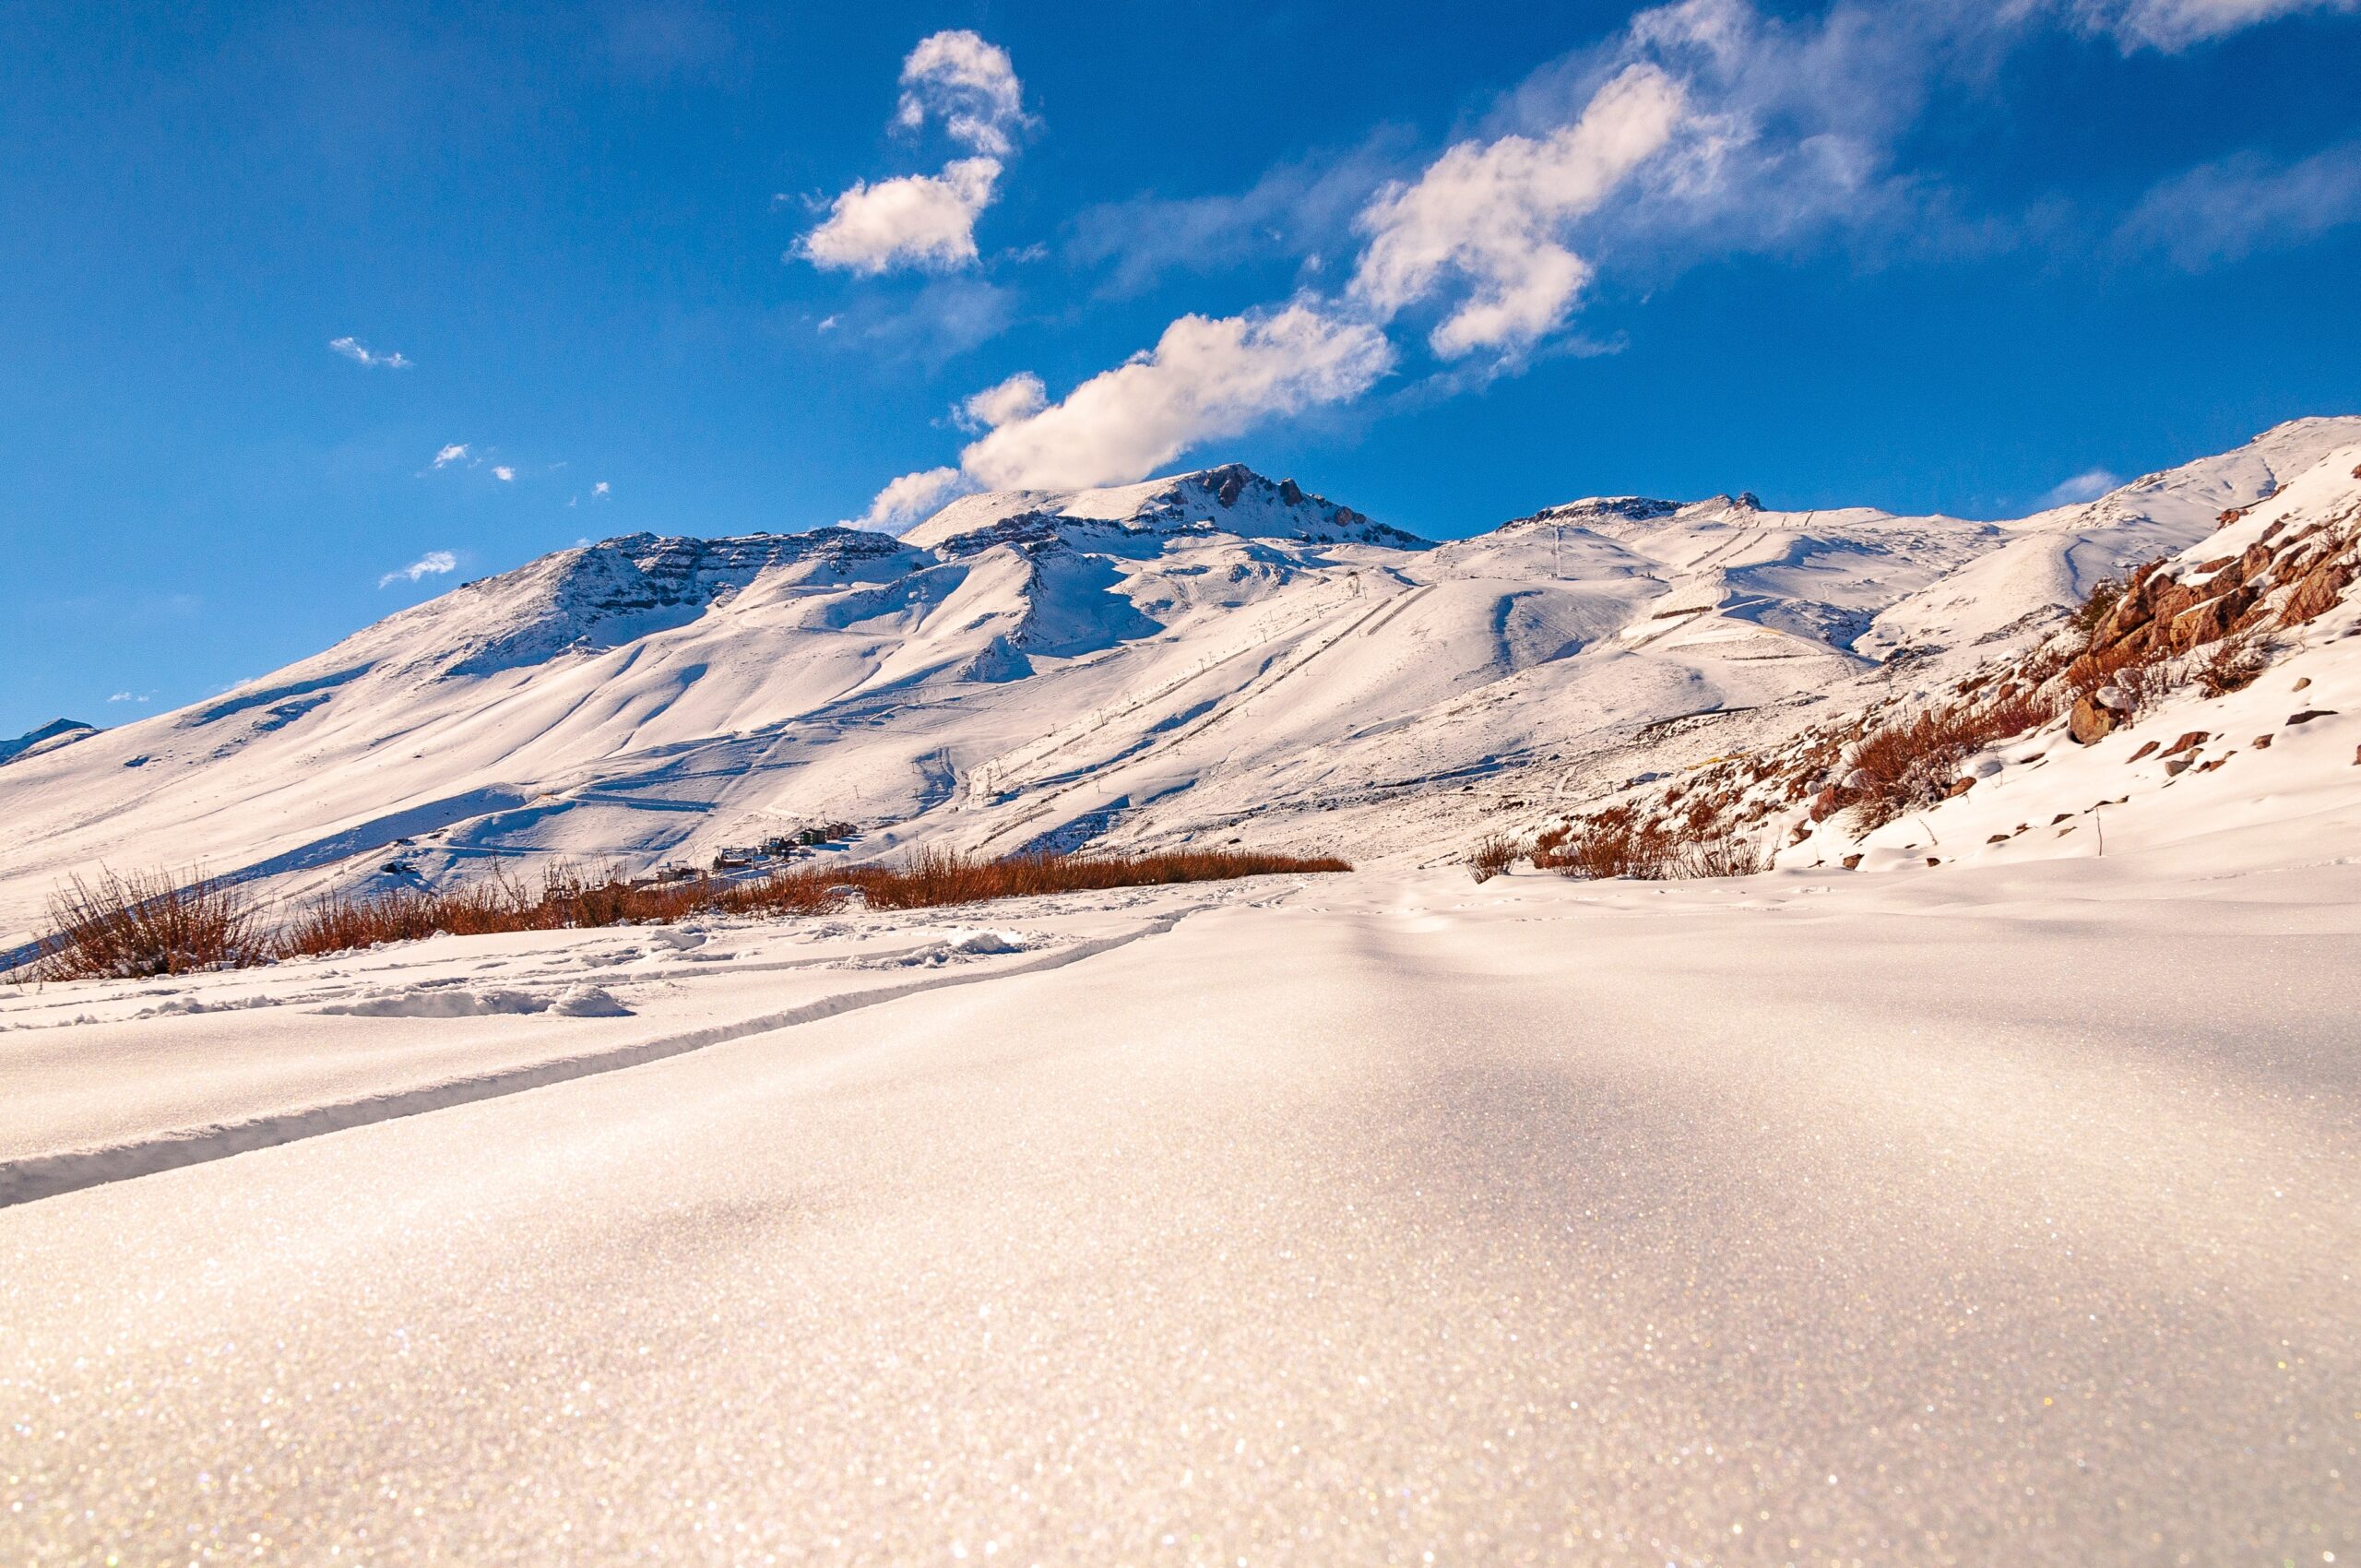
[445,529,914,677]
[2280,555,2355,627]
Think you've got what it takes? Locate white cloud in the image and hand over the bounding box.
[432,443,469,467]
[801,158,1003,275]
[956,303,1394,492]
[2056,0,2357,49]
[858,466,973,530]
[329,336,412,369]
[1348,64,1691,357]
[895,30,1028,157]
[801,31,1027,278]
[2119,137,2361,265]
[956,372,1048,432]
[492,465,516,482]
[107,691,150,704]
[2040,469,2122,507]
[379,550,457,588]
[592,481,611,497]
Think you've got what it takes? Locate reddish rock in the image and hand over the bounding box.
[1841,854,1863,870]
[2161,730,2210,758]
[1946,778,1975,798]
[2069,695,2122,745]
[2253,734,2274,750]
[2129,740,2161,762]
[2278,556,2353,628]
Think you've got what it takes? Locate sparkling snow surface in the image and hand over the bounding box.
[4,846,2356,1564]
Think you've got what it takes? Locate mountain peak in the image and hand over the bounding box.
[0,718,100,768]
[904,465,1427,554]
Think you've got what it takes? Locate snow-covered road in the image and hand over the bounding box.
[4,861,2356,1564]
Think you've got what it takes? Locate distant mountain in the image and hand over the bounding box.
[0,719,98,768]
[1,421,2355,940]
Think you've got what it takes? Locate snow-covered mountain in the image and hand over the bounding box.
[0,719,97,769]
[2,421,2355,942]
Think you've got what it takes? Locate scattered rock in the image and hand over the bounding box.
[2294,677,2312,692]
[1987,833,2010,844]
[1841,854,1863,870]
[2161,731,2210,759]
[2253,734,2273,749]
[1925,857,1940,867]
[2288,710,2339,726]
[2129,740,2161,762]
[2069,694,2124,746]
[1946,778,1975,798]
[2165,758,2193,777]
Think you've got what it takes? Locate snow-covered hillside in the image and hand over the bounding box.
[2,421,2355,944]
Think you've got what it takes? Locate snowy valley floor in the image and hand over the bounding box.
[3,854,2357,1565]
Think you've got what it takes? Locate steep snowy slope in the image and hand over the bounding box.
[1,422,2351,943]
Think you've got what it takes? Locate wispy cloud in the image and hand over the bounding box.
[1065,133,1417,297]
[592,481,611,497]
[1349,64,1690,359]
[379,550,457,588]
[2055,0,2358,50]
[492,465,516,482]
[2040,469,2122,507]
[329,336,412,370]
[107,691,152,705]
[432,443,469,467]
[2119,137,2361,266]
[801,31,1029,277]
[894,30,1029,158]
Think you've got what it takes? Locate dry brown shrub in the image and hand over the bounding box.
[1681,832,1762,879]
[1845,692,2054,829]
[1465,834,1521,885]
[842,847,1348,909]
[31,868,269,980]
[29,849,1345,978]
[2195,635,2271,697]
[1534,806,1679,880]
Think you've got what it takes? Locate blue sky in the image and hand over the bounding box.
[3,0,2359,735]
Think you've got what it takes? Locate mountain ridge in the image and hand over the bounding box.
[2,419,2355,941]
